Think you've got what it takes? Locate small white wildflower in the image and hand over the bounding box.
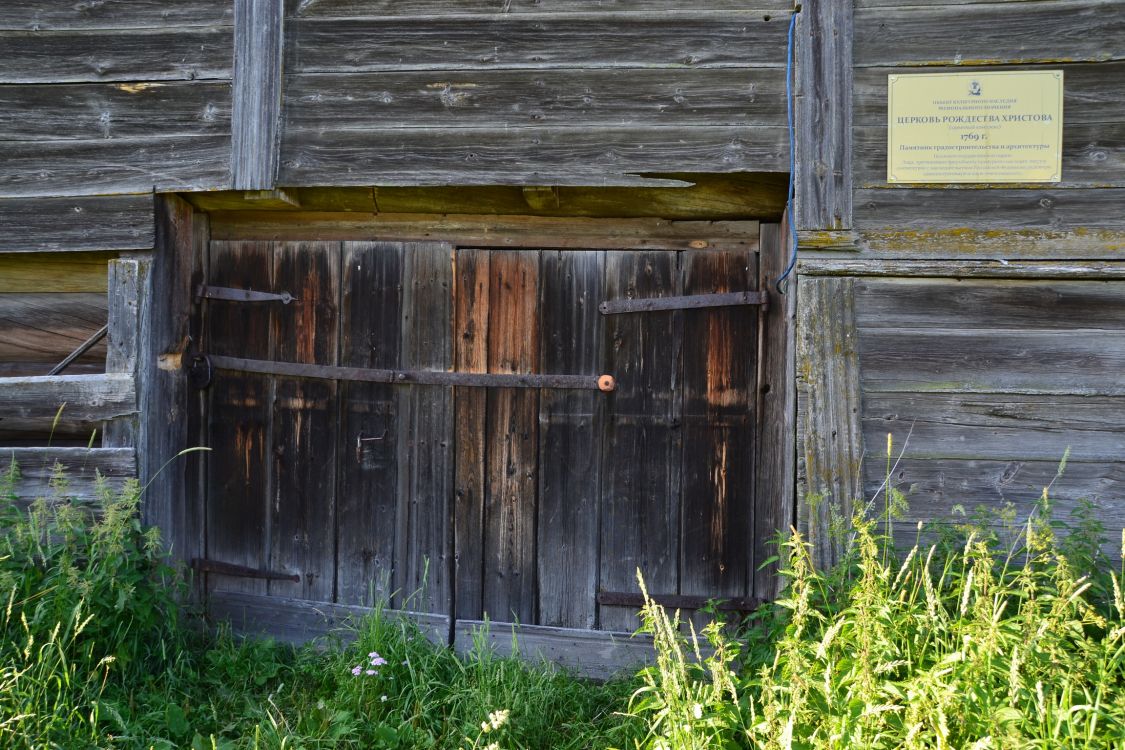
[691,703,703,720]
[351,665,362,676]
[381,695,388,702]
[487,709,510,731]
[365,669,377,676]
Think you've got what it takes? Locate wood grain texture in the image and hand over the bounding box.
[103,259,146,447]
[0,82,230,141]
[854,2,1125,67]
[808,228,1125,260]
[232,0,284,189]
[795,276,864,569]
[453,619,655,681]
[482,251,540,624]
[0,27,233,83]
[0,196,152,253]
[0,1,232,30]
[0,373,135,433]
[2,447,135,505]
[269,241,339,601]
[753,222,795,598]
[336,242,403,606]
[452,248,490,620]
[537,250,604,629]
[0,294,107,376]
[287,0,793,16]
[394,242,454,614]
[279,126,788,186]
[858,329,1125,396]
[797,259,1125,280]
[286,14,787,72]
[209,212,760,251]
[795,0,852,231]
[284,69,785,130]
[0,135,230,198]
[209,591,449,647]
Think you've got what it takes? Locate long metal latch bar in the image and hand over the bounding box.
[599,290,768,315]
[205,354,617,392]
[196,284,295,304]
[191,558,300,582]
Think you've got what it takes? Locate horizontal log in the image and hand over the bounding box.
[287,0,793,16]
[855,2,1125,67]
[207,591,449,647]
[0,82,231,141]
[800,228,1125,260]
[208,211,760,250]
[0,252,117,292]
[0,1,232,30]
[853,278,1125,331]
[853,188,1125,233]
[863,393,1125,463]
[0,196,153,253]
[854,123,1125,189]
[287,14,788,72]
[855,62,1125,127]
[285,68,785,130]
[2,447,135,504]
[863,457,1125,528]
[858,328,1125,396]
[798,258,1125,280]
[0,293,108,375]
[0,27,233,84]
[279,126,788,185]
[0,373,137,432]
[453,619,654,680]
[0,135,230,198]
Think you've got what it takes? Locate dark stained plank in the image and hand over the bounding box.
[854,279,1125,331]
[287,15,787,72]
[452,248,490,620]
[753,222,795,599]
[0,196,152,253]
[863,393,1125,464]
[678,248,756,607]
[336,241,403,606]
[0,1,232,29]
[854,63,1125,127]
[599,250,681,631]
[0,373,135,435]
[205,240,273,596]
[279,126,788,186]
[853,122,1125,190]
[795,0,852,231]
[854,188,1125,233]
[537,250,604,629]
[795,276,864,569]
[2,447,134,505]
[394,242,454,614]
[269,241,340,601]
[854,2,1125,67]
[482,250,540,624]
[0,294,107,376]
[859,329,1125,396]
[288,0,792,16]
[0,82,231,141]
[232,0,284,189]
[284,69,785,130]
[0,135,231,198]
[0,27,233,83]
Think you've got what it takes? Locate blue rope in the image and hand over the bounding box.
[774,10,798,294]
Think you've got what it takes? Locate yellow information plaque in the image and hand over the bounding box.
[887,70,1063,183]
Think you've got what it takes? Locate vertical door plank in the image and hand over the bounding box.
[482,250,540,624]
[679,249,757,612]
[537,250,604,629]
[395,242,455,614]
[453,248,490,620]
[599,251,681,632]
[269,241,340,602]
[205,240,273,596]
[336,242,403,606]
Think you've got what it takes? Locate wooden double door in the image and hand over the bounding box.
[200,236,770,631]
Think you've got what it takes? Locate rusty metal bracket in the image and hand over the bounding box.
[597,590,761,613]
[205,354,617,392]
[599,290,768,315]
[191,558,300,583]
[196,284,295,304]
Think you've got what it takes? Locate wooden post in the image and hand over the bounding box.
[231,0,285,190]
[104,257,150,448]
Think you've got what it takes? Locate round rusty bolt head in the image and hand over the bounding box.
[597,374,616,392]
